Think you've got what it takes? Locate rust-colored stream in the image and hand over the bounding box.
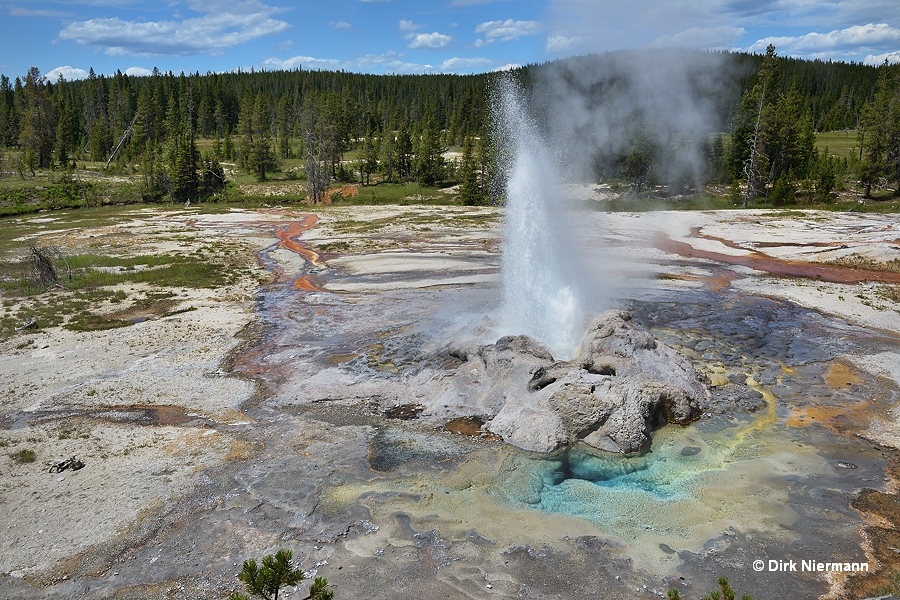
[271,215,325,291]
[654,227,900,285]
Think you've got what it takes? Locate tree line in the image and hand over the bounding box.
[727,45,900,204]
[1,49,898,206]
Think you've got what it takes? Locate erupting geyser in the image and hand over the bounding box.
[436,79,708,454]
[496,80,586,360]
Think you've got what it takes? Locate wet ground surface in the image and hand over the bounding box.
[223,211,900,599]
[4,207,900,600]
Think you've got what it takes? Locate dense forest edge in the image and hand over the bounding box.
[2,46,900,215]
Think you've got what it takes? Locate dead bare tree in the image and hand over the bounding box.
[300,97,334,204]
[743,91,766,209]
[28,245,70,290]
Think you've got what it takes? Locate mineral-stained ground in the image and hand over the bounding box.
[2,203,900,600]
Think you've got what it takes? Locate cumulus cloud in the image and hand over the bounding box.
[330,20,352,30]
[58,0,290,57]
[440,56,491,71]
[749,23,900,60]
[865,50,900,65]
[407,32,452,49]
[125,66,154,76]
[546,35,587,54]
[45,65,89,80]
[474,19,540,46]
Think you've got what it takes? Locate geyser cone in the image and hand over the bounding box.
[496,80,586,359]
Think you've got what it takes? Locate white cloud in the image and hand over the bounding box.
[474,19,540,45]
[748,23,900,59]
[10,7,74,18]
[545,35,586,54]
[330,21,352,30]
[125,66,154,76]
[864,51,900,65]
[58,0,290,57]
[45,65,89,80]
[440,56,491,71]
[399,19,422,36]
[492,63,521,72]
[263,51,432,74]
[407,32,452,49]
[266,55,340,70]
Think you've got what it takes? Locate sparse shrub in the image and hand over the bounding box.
[11,449,36,463]
[872,568,900,596]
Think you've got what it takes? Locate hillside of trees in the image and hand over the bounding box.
[1,48,899,209]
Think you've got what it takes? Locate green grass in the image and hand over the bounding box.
[0,204,258,340]
[0,254,235,338]
[816,130,860,159]
[602,193,738,212]
[334,181,456,205]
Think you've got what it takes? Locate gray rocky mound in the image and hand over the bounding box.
[444,310,708,453]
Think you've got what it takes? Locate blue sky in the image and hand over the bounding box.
[2,0,899,81]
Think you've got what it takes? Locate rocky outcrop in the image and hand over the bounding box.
[446,310,707,453]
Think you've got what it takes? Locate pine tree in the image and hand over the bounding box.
[228,549,304,600]
[458,136,484,205]
[238,92,276,181]
[55,106,71,166]
[18,67,55,172]
[396,127,413,181]
[170,132,198,202]
[362,135,379,185]
[858,60,899,197]
[0,74,13,148]
[380,132,396,182]
[415,118,446,187]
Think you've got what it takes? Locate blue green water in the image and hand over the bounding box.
[480,414,823,547]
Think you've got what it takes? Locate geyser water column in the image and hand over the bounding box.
[496,80,586,359]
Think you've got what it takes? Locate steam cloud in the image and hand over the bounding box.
[531,49,734,189]
[492,49,736,357]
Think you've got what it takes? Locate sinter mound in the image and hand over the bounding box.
[443,310,708,453]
